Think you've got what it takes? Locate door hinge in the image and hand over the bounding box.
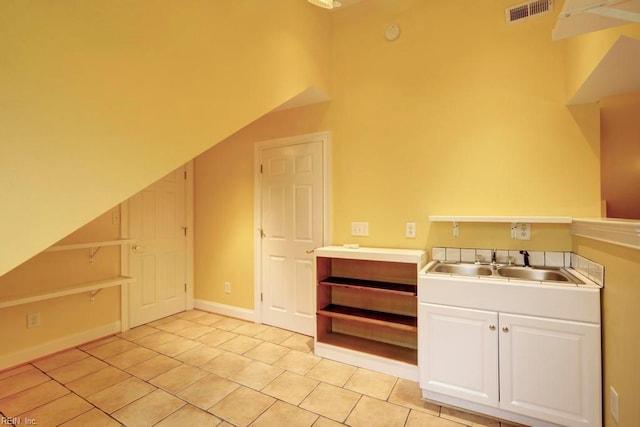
[182,226,188,236]
[184,170,187,180]
[184,283,187,292]
[260,164,263,174]
[260,292,263,302]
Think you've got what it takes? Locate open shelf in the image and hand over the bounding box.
[318,304,417,332]
[317,332,417,365]
[319,276,416,296]
[44,239,134,252]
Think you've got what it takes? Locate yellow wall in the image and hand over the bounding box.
[194,0,601,309]
[0,0,331,276]
[573,237,640,427]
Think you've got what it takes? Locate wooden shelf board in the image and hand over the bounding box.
[0,276,135,308]
[317,332,417,365]
[428,216,572,224]
[319,276,416,296]
[44,239,135,252]
[318,305,417,332]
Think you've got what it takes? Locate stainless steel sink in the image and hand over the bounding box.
[427,262,584,284]
[497,266,582,283]
[432,263,493,276]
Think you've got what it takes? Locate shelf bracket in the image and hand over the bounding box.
[452,221,459,238]
[88,246,102,264]
[89,288,103,303]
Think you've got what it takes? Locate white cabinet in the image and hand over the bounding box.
[420,303,601,427]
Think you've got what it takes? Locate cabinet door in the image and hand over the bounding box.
[419,303,499,406]
[499,313,601,427]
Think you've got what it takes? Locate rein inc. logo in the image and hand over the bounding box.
[0,416,37,425]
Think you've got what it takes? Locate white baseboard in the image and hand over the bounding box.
[194,299,255,322]
[0,321,121,371]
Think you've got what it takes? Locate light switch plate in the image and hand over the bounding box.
[512,223,531,240]
[351,222,369,236]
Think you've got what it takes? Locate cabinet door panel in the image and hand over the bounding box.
[419,303,499,406]
[499,313,601,427]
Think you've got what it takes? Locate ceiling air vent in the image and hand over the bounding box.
[506,0,553,23]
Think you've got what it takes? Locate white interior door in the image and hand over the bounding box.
[128,166,187,327]
[259,140,324,335]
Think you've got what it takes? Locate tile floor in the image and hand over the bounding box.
[0,310,525,427]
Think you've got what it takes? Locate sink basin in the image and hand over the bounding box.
[431,263,493,276]
[497,267,582,283]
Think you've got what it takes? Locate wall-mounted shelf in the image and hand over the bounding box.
[0,276,134,308]
[572,218,640,250]
[44,239,134,263]
[428,216,572,224]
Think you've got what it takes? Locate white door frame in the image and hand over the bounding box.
[253,132,332,325]
[119,160,195,332]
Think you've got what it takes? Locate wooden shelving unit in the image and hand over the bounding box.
[315,246,426,380]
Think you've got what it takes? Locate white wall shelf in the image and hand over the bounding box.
[0,276,134,309]
[572,218,640,250]
[44,239,134,252]
[428,216,572,224]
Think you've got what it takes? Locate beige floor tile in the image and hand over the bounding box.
[313,417,345,427]
[47,357,108,384]
[0,368,50,399]
[232,322,270,337]
[251,400,318,427]
[243,342,290,364]
[406,409,466,427]
[343,368,397,400]
[0,364,33,380]
[208,386,275,426]
[154,403,221,427]
[196,329,237,347]
[150,364,208,393]
[154,318,198,333]
[175,344,223,366]
[117,324,158,341]
[78,336,120,351]
[218,335,262,354]
[227,361,283,390]
[86,377,156,413]
[133,331,180,350]
[85,338,139,359]
[103,346,158,369]
[190,312,226,326]
[254,326,295,344]
[213,317,250,331]
[200,352,252,377]
[153,336,201,357]
[0,380,69,417]
[112,388,185,426]
[175,309,210,321]
[272,349,321,375]
[345,395,409,427]
[66,366,131,397]
[31,349,89,372]
[388,378,440,415]
[147,315,176,328]
[18,393,93,426]
[125,354,182,380]
[440,406,501,427]
[299,382,361,423]
[177,374,239,410]
[305,358,357,387]
[59,408,120,427]
[261,371,319,405]
[280,334,314,353]
[173,324,214,339]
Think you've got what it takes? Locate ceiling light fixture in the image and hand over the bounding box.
[308,0,341,9]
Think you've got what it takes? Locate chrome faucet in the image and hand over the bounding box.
[520,250,530,267]
[491,248,497,264]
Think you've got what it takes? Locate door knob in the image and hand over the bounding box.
[489,325,496,331]
[132,245,144,253]
[502,326,509,333]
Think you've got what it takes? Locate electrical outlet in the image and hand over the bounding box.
[406,222,416,238]
[351,222,369,236]
[610,386,619,423]
[27,312,41,329]
[224,282,231,294]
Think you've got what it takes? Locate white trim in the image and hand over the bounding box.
[194,299,255,322]
[428,216,572,224]
[0,321,121,371]
[120,202,130,332]
[185,160,195,310]
[572,218,640,250]
[253,132,332,326]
